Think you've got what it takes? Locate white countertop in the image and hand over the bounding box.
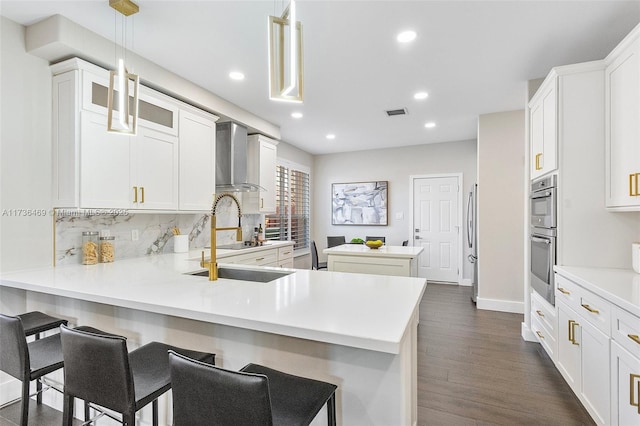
[554,265,640,317]
[323,244,423,258]
[1,247,427,354]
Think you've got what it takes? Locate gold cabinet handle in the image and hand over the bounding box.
[628,334,640,345]
[581,303,599,314]
[133,186,138,203]
[140,186,145,203]
[558,287,570,295]
[535,330,545,339]
[536,310,545,317]
[630,173,640,197]
[568,320,580,345]
[630,374,640,411]
[535,153,543,171]
[568,319,574,342]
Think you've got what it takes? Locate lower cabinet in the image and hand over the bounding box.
[557,299,611,425]
[531,291,557,361]
[277,246,294,268]
[611,340,640,425]
[218,245,294,269]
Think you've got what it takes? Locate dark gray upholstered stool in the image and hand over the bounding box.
[0,313,66,426]
[326,236,345,248]
[311,240,327,270]
[365,236,385,243]
[17,311,68,339]
[169,350,337,426]
[60,325,215,426]
[16,311,68,406]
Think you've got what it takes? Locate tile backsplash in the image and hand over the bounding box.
[55,202,262,265]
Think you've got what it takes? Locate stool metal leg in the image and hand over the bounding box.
[327,393,337,426]
[123,409,135,426]
[62,394,74,426]
[19,379,29,426]
[152,399,158,426]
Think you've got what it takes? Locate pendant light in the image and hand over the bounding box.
[107,0,140,135]
[268,0,304,103]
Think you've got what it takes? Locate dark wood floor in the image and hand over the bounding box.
[417,283,595,426]
[1,284,595,425]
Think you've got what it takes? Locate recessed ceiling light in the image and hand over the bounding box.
[414,91,429,100]
[291,112,303,119]
[326,134,336,140]
[424,122,436,128]
[397,30,417,43]
[229,71,245,81]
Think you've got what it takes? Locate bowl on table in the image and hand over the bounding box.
[365,240,383,249]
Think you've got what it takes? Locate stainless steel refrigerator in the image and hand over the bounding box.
[467,184,478,303]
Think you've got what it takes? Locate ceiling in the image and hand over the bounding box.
[1,1,639,155]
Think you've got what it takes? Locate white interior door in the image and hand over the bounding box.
[413,176,460,282]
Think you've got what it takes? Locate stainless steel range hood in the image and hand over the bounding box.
[215,122,264,192]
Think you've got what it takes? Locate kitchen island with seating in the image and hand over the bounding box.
[0,247,427,425]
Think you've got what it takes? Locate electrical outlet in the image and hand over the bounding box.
[131,229,139,241]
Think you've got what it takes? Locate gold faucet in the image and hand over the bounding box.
[201,193,243,280]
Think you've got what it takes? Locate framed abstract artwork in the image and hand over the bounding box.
[331,181,388,225]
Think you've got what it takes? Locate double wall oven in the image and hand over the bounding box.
[530,175,557,305]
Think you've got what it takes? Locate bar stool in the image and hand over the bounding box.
[60,325,215,426]
[0,313,66,426]
[169,350,337,426]
[18,311,68,339]
[17,311,68,405]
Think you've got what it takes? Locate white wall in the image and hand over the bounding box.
[312,140,477,279]
[0,17,54,272]
[477,110,525,313]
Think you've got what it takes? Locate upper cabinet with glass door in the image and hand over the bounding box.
[605,25,640,211]
[51,58,217,211]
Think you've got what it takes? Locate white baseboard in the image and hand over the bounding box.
[521,322,537,342]
[460,278,472,287]
[0,376,21,405]
[476,297,524,314]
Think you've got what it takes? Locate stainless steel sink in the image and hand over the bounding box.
[188,267,293,283]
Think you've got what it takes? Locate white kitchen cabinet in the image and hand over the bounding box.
[277,246,294,268]
[76,111,177,210]
[178,109,217,210]
[557,300,582,391]
[611,341,640,426]
[557,299,610,425]
[605,29,640,210]
[531,290,557,361]
[529,77,558,180]
[243,135,278,214]
[611,305,640,425]
[52,57,217,212]
[555,273,612,425]
[217,243,295,268]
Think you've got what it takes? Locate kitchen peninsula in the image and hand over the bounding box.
[0,244,427,425]
[324,244,424,277]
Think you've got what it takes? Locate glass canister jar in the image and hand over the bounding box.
[99,236,116,263]
[81,231,99,265]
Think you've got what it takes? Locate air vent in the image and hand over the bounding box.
[385,108,408,116]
